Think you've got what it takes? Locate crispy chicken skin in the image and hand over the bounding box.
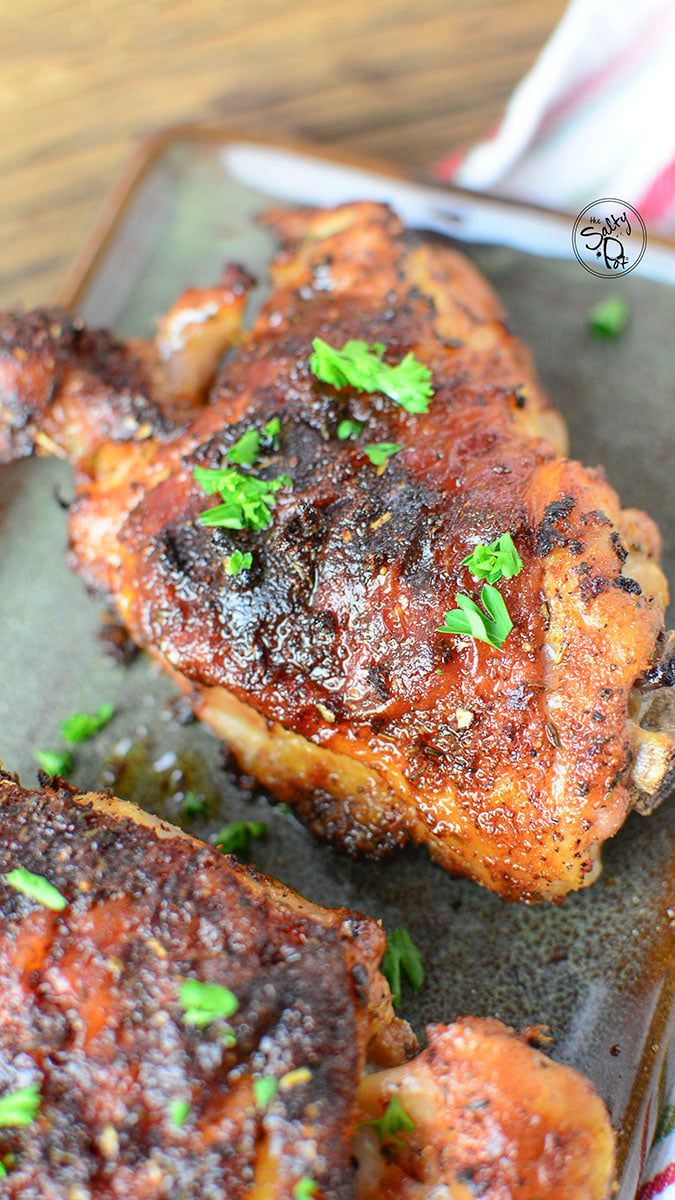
[354,1019,615,1200]
[0,201,672,901]
[0,772,412,1199]
[0,775,614,1199]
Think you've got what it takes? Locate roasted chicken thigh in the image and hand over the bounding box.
[0,202,672,901]
[0,774,615,1198]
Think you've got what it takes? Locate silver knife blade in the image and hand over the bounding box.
[222,143,675,285]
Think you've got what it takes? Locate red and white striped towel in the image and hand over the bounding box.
[436,0,675,238]
[637,1098,675,1200]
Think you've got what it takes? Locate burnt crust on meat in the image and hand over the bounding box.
[0,308,171,463]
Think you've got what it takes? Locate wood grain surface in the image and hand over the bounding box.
[1,0,566,308]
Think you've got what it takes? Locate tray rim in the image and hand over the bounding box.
[53,122,674,1195]
[59,121,675,311]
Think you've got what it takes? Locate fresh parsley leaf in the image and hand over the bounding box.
[588,296,629,339]
[264,417,281,448]
[6,867,67,911]
[463,532,523,584]
[363,1094,415,1145]
[35,749,73,777]
[381,928,424,1007]
[0,1163,6,1177]
[60,703,114,744]
[363,442,402,467]
[0,1085,40,1128]
[214,820,267,855]
[438,584,513,649]
[227,428,261,466]
[196,419,289,529]
[199,502,248,529]
[253,1076,278,1109]
[337,418,363,441]
[224,550,253,576]
[192,466,235,495]
[194,466,291,532]
[169,1099,190,1127]
[293,1179,318,1200]
[310,338,433,414]
[179,979,238,1029]
[181,791,209,817]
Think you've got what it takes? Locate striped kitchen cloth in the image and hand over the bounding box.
[637,1095,675,1199]
[436,0,675,237]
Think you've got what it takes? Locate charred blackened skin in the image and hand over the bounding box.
[574,562,611,603]
[535,496,584,557]
[0,308,171,461]
[0,200,671,902]
[613,575,642,595]
[0,773,411,1199]
[639,634,675,690]
[610,531,629,563]
[541,496,576,524]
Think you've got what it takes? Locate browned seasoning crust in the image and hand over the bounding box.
[354,1019,615,1199]
[0,777,615,1199]
[0,201,672,901]
[0,773,411,1199]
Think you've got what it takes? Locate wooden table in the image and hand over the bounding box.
[1,0,566,309]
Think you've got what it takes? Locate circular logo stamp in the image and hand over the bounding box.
[572,198,647,278]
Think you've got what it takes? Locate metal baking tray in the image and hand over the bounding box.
[1,127,673,1196]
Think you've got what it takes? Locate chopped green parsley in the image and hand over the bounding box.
[214,820,267,856]
[194,466,291,531]
[181,790,210,817]
[363,1094,415,1144]
[60,703,114,744]
[179,979,239,1029]
[226,428,261,467]
[0,1085,41,1128]
[224,550,253,576]
[6,867,67,912]
[264,416,281,447]
[35,749,73,777]
[336,418,363,441]
[588,296,629,339]
[462,531,523,584]
[293,1179,318,1200]
[381,927,424,1007]
[438,584,513,649]
[363,442,402,467]
[169,1099,191,1127]
[310,338,433,414]
[253,1076,278,1109]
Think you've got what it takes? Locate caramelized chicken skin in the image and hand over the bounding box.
[0,202,672,901]
[0,772,411,1199]
[0,775,614,1198]
[354,1020,615,1200]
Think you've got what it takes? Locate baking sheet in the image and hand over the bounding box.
[1,131,674,1195]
